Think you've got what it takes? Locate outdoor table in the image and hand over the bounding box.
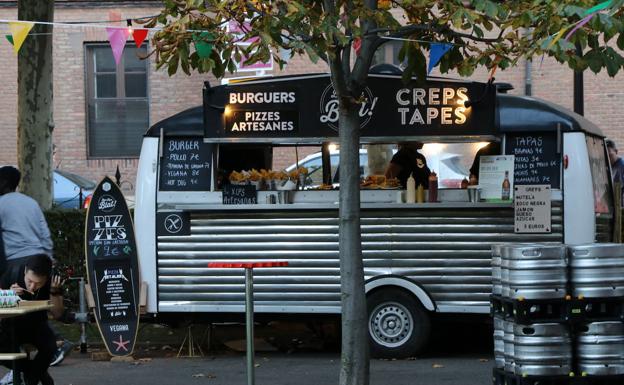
[0,300,53,385]
[207,261,288,385]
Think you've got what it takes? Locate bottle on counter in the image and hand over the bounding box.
[406,173,416,203]
[460,178,469,189]
[428,171,438,202]
[416,184,425,203]
[469,174,478,186]
[502,171,511,200]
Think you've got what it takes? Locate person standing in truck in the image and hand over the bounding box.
[385,141,430,189]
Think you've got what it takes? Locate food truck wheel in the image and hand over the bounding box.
[367,288,431,358]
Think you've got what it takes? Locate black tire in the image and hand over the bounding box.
[367,288,431,358]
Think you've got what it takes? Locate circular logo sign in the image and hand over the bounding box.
[97,194,117,212]
[102,182,112,192]
[319,84,378,132]
[164,214,184,234]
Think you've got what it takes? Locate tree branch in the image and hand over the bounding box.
[369,23,504,44]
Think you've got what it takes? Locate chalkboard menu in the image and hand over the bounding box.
[94,259,137,322]
[505,132,560,188]
[223,184,257,204]
[160,137,212,191]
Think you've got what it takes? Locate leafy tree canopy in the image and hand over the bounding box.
[147,0,624,84]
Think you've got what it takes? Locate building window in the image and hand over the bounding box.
[85,43,149,158]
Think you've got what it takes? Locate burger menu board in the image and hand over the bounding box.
[159,137,212,191]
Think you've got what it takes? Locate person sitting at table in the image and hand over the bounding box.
[0,254,63,385]
[385,141,431,189]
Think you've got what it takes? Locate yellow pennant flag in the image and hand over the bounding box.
[8,21,34,55]
[546,28,567,51]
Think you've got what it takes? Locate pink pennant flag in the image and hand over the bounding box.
[106,27,130,65]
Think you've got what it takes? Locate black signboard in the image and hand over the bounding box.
[94,259,136,322]
[159,137,212,191]
[505,132,560,188]
[156,211,191,236]
[205,74,496,139]
[222,184,257,204]
[85,176,140,357]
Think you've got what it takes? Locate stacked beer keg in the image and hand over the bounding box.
[491,243,624,384]
[568,244,624,377]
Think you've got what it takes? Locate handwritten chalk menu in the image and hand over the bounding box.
[160,137,212,191]
[505,133,560,188]
[94,259,136,322]
[515,185,551,233]
[85,176,140,357]
[223,184,257,204]
[478,155,515,200]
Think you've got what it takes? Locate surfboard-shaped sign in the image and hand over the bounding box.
[85,176,140,357]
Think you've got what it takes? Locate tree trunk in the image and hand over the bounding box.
[338,103,369,385]
[17,0,54,208]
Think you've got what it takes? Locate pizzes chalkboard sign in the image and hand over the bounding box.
[505,133,560,188]
[160,137,212,191]
[85,176,140,357]
[223,184,257,204]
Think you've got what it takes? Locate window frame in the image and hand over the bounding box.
[84,42,150,159]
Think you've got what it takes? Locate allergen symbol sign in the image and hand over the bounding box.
[164,214,183,234]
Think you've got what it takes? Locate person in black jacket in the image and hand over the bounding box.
[385,141,431,188]
[0,255,63,385]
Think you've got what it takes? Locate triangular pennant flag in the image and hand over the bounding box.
[564,14,594,41]
[546,28,567,50]
[353,38,362,56]
[132,29,148,48]
[106,27,131,65]
[427,43,453,74]
[583,0,613,16]
[5,35,14,46]
[193,32,213,58]
[8,21,34,55]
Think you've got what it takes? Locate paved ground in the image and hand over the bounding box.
[1,317,495,385]
[42,352,494,385]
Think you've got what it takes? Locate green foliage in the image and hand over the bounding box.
[45,208,86,310]
[147,0,624,93]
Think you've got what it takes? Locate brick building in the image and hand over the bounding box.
[0,1,622,194]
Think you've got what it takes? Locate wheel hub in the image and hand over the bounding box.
[369,302,414,348]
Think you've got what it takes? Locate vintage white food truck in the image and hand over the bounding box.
[134,73,614,357]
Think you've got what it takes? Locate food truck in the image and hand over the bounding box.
[134,73,614,358]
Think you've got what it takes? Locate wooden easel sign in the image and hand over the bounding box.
[85,177,140,356]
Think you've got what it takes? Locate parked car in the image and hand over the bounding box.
[53,169,96,208]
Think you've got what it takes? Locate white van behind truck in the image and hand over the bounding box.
[134,74,614,358]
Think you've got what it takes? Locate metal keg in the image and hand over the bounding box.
[503,244,567,300]
[491,244,503,296]
[568,243,624,298]
[577,321,624,375]
[493,316,505,369]
[513,323,572,376]
[503,320,515,372]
